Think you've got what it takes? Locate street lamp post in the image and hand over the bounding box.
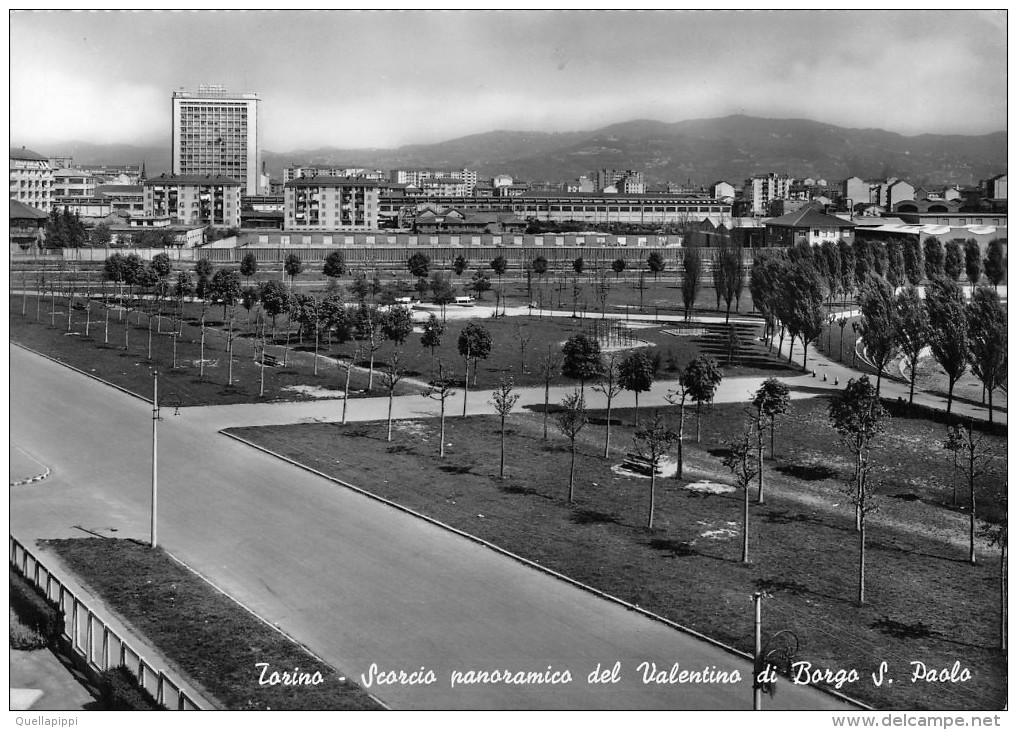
[752,591,799,710]
[151,372,159,548]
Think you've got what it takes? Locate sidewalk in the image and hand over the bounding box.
[10,648,97,711]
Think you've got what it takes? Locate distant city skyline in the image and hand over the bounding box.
[10,10,1008,152]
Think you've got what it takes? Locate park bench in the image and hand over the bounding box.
[622,452,663,476]
[260,353,280,367]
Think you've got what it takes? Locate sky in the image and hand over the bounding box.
[8,10,1009,152]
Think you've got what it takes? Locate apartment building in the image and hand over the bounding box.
[171,84,261,195]
[284,166,385,183]
[10,146,54,211]
[52,168,98,197]
[390,168,478,193]
[143,173,242,228]
[743,173,793,215]
[284,176,379,231]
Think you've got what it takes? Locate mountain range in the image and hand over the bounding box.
[34,115,1006,189]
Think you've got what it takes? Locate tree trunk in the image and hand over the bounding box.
[801,342,809,372]
[647,471,656,529]
[946,378,955,415]
[603,397,612,458]
[675,405,685,480]
[756,421,765,504]
[568,443,576,503]
[969,453,977,565]
[769,416,776,460]
[104,306,109,344]
[438,398,446,458]
[387,389,394,441]
[314,331,319,376]
[342,361,352,425]
[199,320,206,379]
[368,350,375,391]
[147,316,153,360]
[742,479,750,563]
[695,402,702,442]
[1001,543,1008,651]
[909,357,916,403]
[855,450,864,532]
[858,510,867,604]
[988,386,994,424]
[462,358,470,417]
[500,415,506,478]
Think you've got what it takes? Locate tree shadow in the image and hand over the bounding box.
[775,462,838,481]
[572,508,621,525]
[645,537,698,557]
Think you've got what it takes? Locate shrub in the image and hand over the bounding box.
[9,608,47,650]
[98,666,164,710]
[9,568,63,646]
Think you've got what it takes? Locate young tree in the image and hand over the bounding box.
[90,222,113,247]
[572,256,585,278]
[894,285,931,404]
[632,411,678,529]
[966,287,1007,422]
[356,304,384,390]
[853,238,874,285]
[323,250,346,282]
[538,346,560,439]
[381,351,407,442]
[194,257,214,300]
[902,237,924,286]
[457,321,493,415]
[983,238,1006,290]
[561,333,605,394]
[470,268,492,300]
[923,237,944,280]
[452,255,468,278]
[514,322,533,375]
[555,390,589,503]
[490,378,520,478]
[944,420,997,565]
[924,276,968,415]
[829,376,887,604]
[532,256,549,281]
[407,252,431,280]
[381,304,414,350]
[593,354,623,458]
[944,239,964,282]
[420,313,445,374]
[837,238,856,302]
[722,421,760,564]
[611,257,627,279]
[490,255,508,287]
[829,375,887,534]
[963,239,982,291]
[240,252,259,287]
[821,239,843,303]
[858,276,900,395]
[751,378,791,503]
[429,272,455,320]
[618,349,655,427]
[348,271,370,303]
[209,268,242,320]
[681,246,702,321]
[422,361,457,457]
[684,355,723,442]
[258,279,290,345]
[284,253,304,287]
[646,251,665,281]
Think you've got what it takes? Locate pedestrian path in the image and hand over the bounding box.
[10,648,97,711]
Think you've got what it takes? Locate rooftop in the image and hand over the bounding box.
[10,147,48,162]
[9,199,49,220]
[285,176,380,188]
[764,207,857,229]
[145,173,242,186]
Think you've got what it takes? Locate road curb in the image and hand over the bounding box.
[11,341,152,405]
[221,429,870,710]
[10,467,51,487]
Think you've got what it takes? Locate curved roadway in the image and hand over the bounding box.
[11,344,854,710]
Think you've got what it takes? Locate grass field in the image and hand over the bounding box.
[228,397,1007,711]
[9,288,796,403]
[43,538,382,711]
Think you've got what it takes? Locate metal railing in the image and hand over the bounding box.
[9,535,204,710]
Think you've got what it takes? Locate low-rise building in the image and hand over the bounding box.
[52,168,98,197]
[9,198,48,252]
[53,196,112,218]
[96,184,145,216]
[764,206,856,247]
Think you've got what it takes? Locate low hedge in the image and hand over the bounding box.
[9,567,64,647]
[98,667,164,710]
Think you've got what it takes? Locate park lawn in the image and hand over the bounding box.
[42,538,382,711]
[227,397,1006,711]
[9,294,417,407]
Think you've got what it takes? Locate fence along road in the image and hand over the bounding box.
[10,343,851,710]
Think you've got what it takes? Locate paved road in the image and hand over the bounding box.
[10,344,851,710]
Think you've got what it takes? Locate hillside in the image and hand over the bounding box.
[31,115,1006,188]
